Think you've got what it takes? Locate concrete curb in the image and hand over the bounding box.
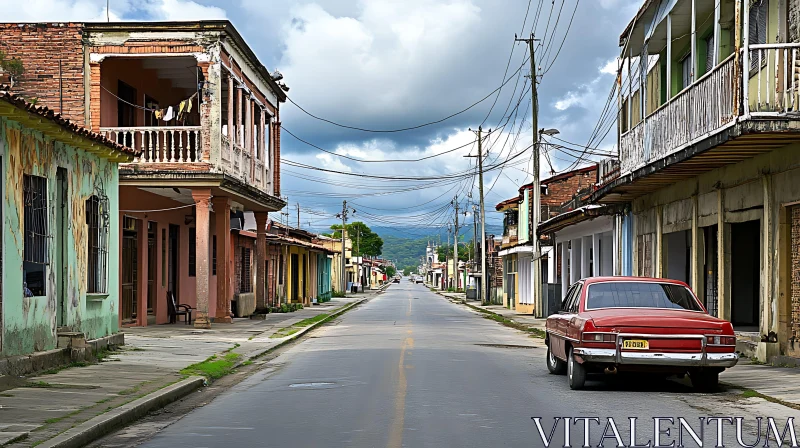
[235,297,368,366]
[36,299,368,448]
[38,376,205,448]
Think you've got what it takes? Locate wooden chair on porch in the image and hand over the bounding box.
[167,291,194,325]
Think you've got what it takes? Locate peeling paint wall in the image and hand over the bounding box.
[1,117,120,356]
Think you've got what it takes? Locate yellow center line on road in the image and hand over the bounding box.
[389,296,414,448]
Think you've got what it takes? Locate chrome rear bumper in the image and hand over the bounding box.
[572,332,739,368]
[572,348,739,367]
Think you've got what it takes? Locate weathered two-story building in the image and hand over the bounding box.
[587,0,800,361]
[0,87,138,356]
[0,21,287,328]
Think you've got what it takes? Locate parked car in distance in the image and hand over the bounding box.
[392,277,400,283]
[545,277,737,391]
[415,277,424,284]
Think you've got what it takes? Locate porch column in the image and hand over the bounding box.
[245,95,253,177]
[713,0,721,65]
[742,0,751,113]
[561,241,569,298]
[192,189,213,329]
[691,0,697,82]
[212,197,232,323]
[136,219,148,326]
[666,14,672,99]
[581,236,591,279]
[227,73,234,147]
[255,212,268,310]
[717,188,731,321]
[655,205,663,278]
[570,238,580,285]
[237,85,243,147]
[592,233,601,277]
[691,195,703,299]
[762,175,776,336]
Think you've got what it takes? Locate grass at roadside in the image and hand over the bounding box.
[180,352,242,380]
[270,313,330,338]
[724,384,800,411]
[461,302,546,339]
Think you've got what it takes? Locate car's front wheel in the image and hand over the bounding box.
[690,370,719,392]
[546,344,566,375]
[567,348,586,390]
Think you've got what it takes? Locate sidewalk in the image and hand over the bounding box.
[0,294,372,447]
[434,288,800,410]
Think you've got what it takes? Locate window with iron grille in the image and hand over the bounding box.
[23,175,49,297]
[240,247,252,293]
[86,195,109,293]
[212,235,217,275]
[188,227,196,277]
[749,0,769,72]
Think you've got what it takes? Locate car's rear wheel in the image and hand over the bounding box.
[546,344,566,375]
[567,348,586,390]
[690,370,719,392]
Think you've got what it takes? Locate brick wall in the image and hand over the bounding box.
[0,23,86,124]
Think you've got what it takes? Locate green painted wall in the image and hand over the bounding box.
[1,117,120,356]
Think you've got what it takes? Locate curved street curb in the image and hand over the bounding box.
[37,376,205,448]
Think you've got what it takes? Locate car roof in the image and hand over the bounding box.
[579,276,690,288]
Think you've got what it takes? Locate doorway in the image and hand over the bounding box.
[731,220,760,330]
[703,225,719,317]
[168,224,179,300]
[117,81,136,147]
[291,253,299,303]
[56,168,68,328]
[147,222,156,318]
[664,230,690,284]
[121,218,138,324]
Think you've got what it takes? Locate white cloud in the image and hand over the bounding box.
[600,58,619,75]
[0,0,224,21]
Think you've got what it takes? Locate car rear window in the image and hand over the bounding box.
[585,282,703,311]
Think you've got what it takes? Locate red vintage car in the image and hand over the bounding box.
[545,277,738,391]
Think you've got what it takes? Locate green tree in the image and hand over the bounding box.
[328,221,383,256]
[384,266,397,277]
[437,240,473,262]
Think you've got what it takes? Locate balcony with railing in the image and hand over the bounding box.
[96,55,274,196]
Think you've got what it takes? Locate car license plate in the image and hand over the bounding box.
[622,339,649,350]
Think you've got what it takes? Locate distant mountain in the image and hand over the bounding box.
[371,225,503,241]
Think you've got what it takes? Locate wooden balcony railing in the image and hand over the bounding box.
[748,43,800,115]
[101,126,203,163]
[620,54,736,174]
[220,134,269,192]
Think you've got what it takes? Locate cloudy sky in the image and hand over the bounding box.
[3,0,641,237]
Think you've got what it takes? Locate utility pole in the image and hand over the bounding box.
[296,202,301,228]
[336,201,355,294]
[453,195,459,289]
[446,224,451,289]
[466,127,489,304]
[516,32,541,315]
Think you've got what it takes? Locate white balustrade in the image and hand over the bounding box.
[100,126,203,163]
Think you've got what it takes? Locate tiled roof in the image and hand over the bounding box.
[0,85,140,158]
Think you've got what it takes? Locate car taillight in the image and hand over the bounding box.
[706,335,736,346]
[583,332,616,343]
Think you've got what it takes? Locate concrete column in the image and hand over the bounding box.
[136,219,148,326]
[561,241,569,298]
[592,233,601,277]
[212,197,232,323]
[255,212,269,310]
[713,0,721,65]
[227,74,234,144]
[717,188,730,321]
[691,195,703,299]
[546,247,555,285]
[655,205,663,278]
[581,236,591,279]
[666,14,672,99]
[192,189,213,329]
[691,0,697,82]
[236,86,243,146]
[762,175,775,335]
[570,239,580,284]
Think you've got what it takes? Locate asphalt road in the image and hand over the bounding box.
[137,281,769,448]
